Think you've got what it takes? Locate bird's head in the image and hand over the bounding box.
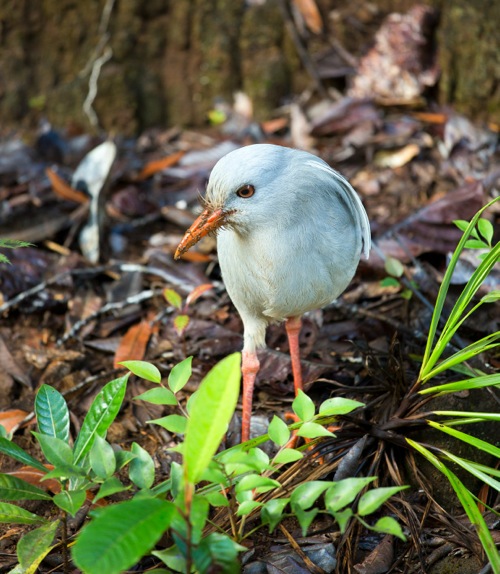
[174,144,294,259]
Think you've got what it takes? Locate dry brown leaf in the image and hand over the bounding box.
[0,409,29,433]
[46,167,89,204]
[7,466,61,494]
[292,0,323,34]
[113,320,153,368]
[374,143,420,169]
[138,150,185,180]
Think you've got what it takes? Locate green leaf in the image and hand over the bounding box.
[0,473,51,501]
[453,219,470,233]
[90,435,116,479]
[268,415,290,446]
[73,374,129,466]
[0,437,48,473]
[53,489,86,516]
[384,256,404,278]
[297,422,335,438]
[358,486,408,516]
[32,432,74,467]
[164,288,182,309]
[237,500,262,516]
[332,508,353,533]
[371,516,406,540]
[134,387,177,405]
[419,373,500,395]
[319,397,364,416]
[325,477,376,512]
[292,390,315,422]
[291,481,332,511]
[184,353,241,484]
[464,239,488,249]
[261,498,290,532]
[426,421,500,458]
[35,384,70,442]
[17,520,59,571]
[149,414,187,434]
[114,450,136,470]
[0,502,47,525]
[380,277,400,288]
[273,448,303,464]
[482,290,500,303]
[295,507,318,536]
[94,477,129,503]
[0,239,33,249]
[168,356,193,394]
[236,474,280,494]
[477,218,494,244]
[129,442,155,490]
[174,314,190,335]
[72,498,175,574]
[192,533,244,574]
[203,491,229,507]
[120,361,161,383]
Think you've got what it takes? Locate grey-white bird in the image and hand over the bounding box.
[175,144,371,442]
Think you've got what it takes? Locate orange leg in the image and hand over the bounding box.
[241,350,260,442]
[285,316,303,394]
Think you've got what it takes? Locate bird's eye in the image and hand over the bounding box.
[236,184,255,199]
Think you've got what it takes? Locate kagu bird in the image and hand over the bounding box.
[175,144,371,442]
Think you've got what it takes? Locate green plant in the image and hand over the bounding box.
[0,239,33,264]
[405,197,500,571]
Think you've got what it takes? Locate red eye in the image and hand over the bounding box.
[236,184,255,198]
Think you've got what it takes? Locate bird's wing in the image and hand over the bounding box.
[307,160,371,259]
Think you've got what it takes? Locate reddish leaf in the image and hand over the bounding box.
[46,168,89,204]
[0,409,29,433]
[138,150,185,180]
[7,466,61,494]
[292,0,323,34]
[185,284,214,307]
[113,321,153,368]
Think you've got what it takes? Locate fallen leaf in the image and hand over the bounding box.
[7,466,61,494]
[292,0,323,34]
[0,409,29,433]
[46,168,89,204]
[113,320,153,368]
[185,284,214,307]
[138,150,185,180]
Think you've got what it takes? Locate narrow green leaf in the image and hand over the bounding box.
[291,481,332,511]
[184,353,241,484]
[73,374,129,466]
[17,520,59,570]
[72,498,175,574]
[325,477,376,513]
[268,415,290,446]
[120,361,161,383]
[53,489,86,516]
[0,437,48,473]
[318,397,364,416]
[426,421,500,458]
[0,502,47,525]
[149,414,187,434]
[90,435,116,479]
[297,422,335,438]
[419,373,500,395]
[129,442,155,489]
[482,290,500,303]
[273,448,303,464]
[134,387,177,405]
[168,356,193,394]
[0,473,51,501]
[292,390,315,422]
[443,452,500,493]
[371,516,406,540]
[35,384,70,442]
[358,486,409,516]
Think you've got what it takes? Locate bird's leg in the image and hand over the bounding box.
[285,316,303,394]
[241,350,260,442]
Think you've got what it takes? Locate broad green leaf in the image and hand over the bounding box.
[261,498,290,532]
[453,219,471,233]
[464,239,488,249]
[273,448,303,464]
[203,491,229,507]
[384,256,404,278]
[120,361,161,383]
[184,353,241,484]
[372,516,406,540]
[174,314,190,335]
[297,422,335,438]
[0,502,47,525]
[90,435,116,479]
[53,489,86,516]
[333,508,353,533]
[94,477,129,503]
[292,390,315,422]
[153,545,187,572]
[163,288,182,309]
[73,374,129,466]
[426,421,500,458]
[17,520,59,571]
[32,432,73,467]
[192,533,245,574]
[129,442,155,489]
[149,414,187,434]
[294,507,318,536]
[237,500,262,516]
[35,384,70,442]
[72,498,175,574]
[477,218,494,244]
[319,397,364,416]
[0,437,48,473]
[325,477,376,513]
[290,481,332,510]
[236,474,280,493]
[268,415,290,446]
[358,486,408,516]
[0,473,51,501]
[168,356,193,394]
[134,387,177,405]
[114,450,136,470]
[380,277,400,288]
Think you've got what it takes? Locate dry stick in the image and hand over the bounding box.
[278,523,328,574]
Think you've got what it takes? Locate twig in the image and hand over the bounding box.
[278,523,328,574]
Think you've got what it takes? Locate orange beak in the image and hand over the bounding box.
[174,208,229,260]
